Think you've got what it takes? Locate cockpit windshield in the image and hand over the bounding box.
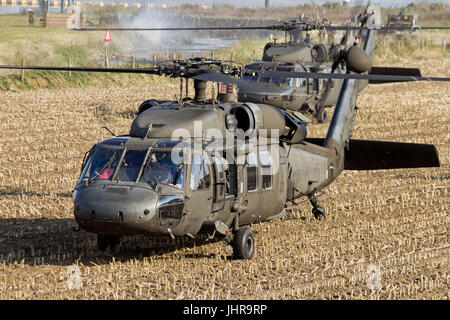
[140,150,184,188]
[116,149,147,182]
[77,142,184,189]
[242,62,261,82]
[78,145,123,184]
[272,65,296,86]
[242,62,300,87]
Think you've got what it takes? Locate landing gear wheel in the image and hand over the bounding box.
[97,234,121,252]
[316,108,327,123]
[232,228,255,260]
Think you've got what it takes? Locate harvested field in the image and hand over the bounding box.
[0,57,449,300]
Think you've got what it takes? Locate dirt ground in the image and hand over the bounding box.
[0,58,448,299]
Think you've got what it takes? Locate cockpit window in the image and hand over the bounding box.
[116,149,147,182]
[259,66,273,84]
[78,146,123,184]
[273,65,296,87]
[140,150,184,188]
[77,141,185,189]
[243,63,261,82]
[242,63,298,87]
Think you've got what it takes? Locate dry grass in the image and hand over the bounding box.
[0,50,449,300]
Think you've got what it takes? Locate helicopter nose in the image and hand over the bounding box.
[74,184,161,235]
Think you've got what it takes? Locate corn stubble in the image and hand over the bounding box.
[0,59,448,300]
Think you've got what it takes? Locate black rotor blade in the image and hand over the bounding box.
[256,70,450,82]
[0,65,159,74]
[74,25,450,32]
[2,64,449,84]
[325,25,450,31]
[75,26,273,31]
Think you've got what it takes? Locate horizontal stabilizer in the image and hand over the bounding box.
[369,67,421,84]
[304,138,440,170]
[344,140,440,170]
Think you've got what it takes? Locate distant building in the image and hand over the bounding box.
[343,0,350,6]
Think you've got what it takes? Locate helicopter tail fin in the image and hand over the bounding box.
[344,140,440,170]
[305,138,440,170]
[369,67,422,84]
[323,5,381,181]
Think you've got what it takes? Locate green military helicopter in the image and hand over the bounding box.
[1,6,448,260]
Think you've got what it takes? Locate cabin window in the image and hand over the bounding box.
[260,150,272,189]
[296,77,305,87]
[313,79,319,92]
[246,152,258,191]
[212,156,226,202]
[190,155,211,191]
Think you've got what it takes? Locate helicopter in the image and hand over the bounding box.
[76,8,449,124]
[0,5,448,260]
[236,12,377,123]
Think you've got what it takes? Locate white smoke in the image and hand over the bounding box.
[115,8,236,61]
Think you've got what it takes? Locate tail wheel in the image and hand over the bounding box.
[97,234,121,252]
[232,228,255,260]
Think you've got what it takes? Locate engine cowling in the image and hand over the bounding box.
[227,103,307,143]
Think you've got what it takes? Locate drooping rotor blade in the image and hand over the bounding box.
[2,64,449,85]
[0,60,242,78]
[0,65,159,74]
[255,69,450,82]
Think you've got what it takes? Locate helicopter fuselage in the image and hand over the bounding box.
[73,100,333,239]
[237,58,345,121]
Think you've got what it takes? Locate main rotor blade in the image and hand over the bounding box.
[0,65,159,74]
[74,25,450,32]
[2,64,449,84]
[256,70,450,82]
[326,25,450,31]
[75,26,272,31]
